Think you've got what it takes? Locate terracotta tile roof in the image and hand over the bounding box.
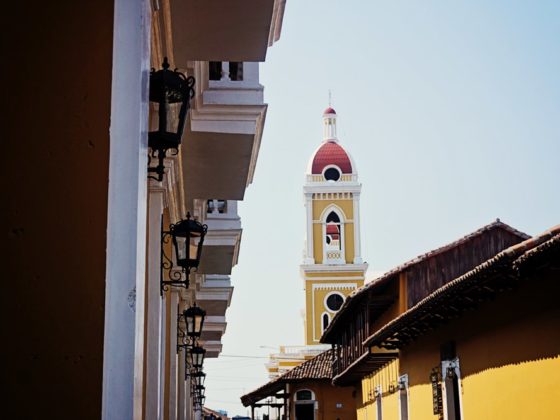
[311,141,352,174]
[281,349,333,381]
[363,225,560,349]
[240,350,333,407]
[321,219,530,343]
[202,406,230,420]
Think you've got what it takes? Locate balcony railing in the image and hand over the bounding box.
[307,174,357,183]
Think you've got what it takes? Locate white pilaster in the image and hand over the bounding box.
[159,295,168,420]
[102,0,150,418]
[185,386,193,420]
[168,291,180,420]
[177,345,186,420]
[353,192,363,264]
[146,186,164,419]
[304,193,314,264]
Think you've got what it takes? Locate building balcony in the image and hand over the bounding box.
[170,0,285,66]
[181,61,267,201]
[195,275,234,358]
[196,199,242,275]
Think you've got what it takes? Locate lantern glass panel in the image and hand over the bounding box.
[149,101,182,137]
[175,236,188,262]
[191,347,206,369]
[184,306,206,337]
[192,372,206,387]
[189,242,198,261]
[193,314,203,335]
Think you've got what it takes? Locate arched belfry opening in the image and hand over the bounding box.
[324,210,344,263]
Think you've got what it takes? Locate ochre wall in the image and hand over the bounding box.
[2,1,113,418]
[305,279,364,344]
[398,270,560,420]
[290,380,357,420]
[359,359,400,419]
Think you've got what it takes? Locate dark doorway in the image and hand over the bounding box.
[295,404,314,420]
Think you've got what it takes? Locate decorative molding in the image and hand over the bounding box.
[301,263,369,273]
[304,276,364,281]
[312,283,358,291]
[303,184,362,194]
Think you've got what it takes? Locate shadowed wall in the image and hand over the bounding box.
[2,1,114,418]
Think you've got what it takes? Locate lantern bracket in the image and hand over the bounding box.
[161,225,190,294]
[160,214,208,295]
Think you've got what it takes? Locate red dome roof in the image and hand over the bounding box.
[323,107,336,115]
[311,141,353,174]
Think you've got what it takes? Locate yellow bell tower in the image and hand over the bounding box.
[301,107,367,345]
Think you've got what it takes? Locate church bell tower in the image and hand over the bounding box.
[301,107,368,345]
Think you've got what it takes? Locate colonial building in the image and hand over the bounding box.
[4,1,285,419]
[267,107,367,378]
[243,350,357,420]
[321,222,560,420]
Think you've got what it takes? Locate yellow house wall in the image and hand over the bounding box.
[312,199,355,264]
[398,270,560,420]
[461,357,560,420]
[359,360,401,420]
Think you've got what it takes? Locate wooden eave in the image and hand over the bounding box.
[321,288,397,344]
[332,350,399,387]
[363,228,560,351]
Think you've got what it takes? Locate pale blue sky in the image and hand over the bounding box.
[204,1,560,415]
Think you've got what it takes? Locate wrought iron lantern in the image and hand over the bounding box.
[148,57,195,181]
[193,385,205,397]
[183,304,206,338]
[161,213,208,293]
[191,371,206,387]
[190,346,206,369]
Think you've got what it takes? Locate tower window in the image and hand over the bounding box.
[324,167,341,181]
[326,212,340,223]
[325,211,342,254]
[326,293,344,312]
[322,313,330,331]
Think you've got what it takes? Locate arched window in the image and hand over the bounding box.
[322,312,330,332]
[325,211,342,252]
[296,389,315,401]
[295,389,316,420]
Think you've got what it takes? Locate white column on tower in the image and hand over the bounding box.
[304,193,314,264]
[353,192,363,264]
